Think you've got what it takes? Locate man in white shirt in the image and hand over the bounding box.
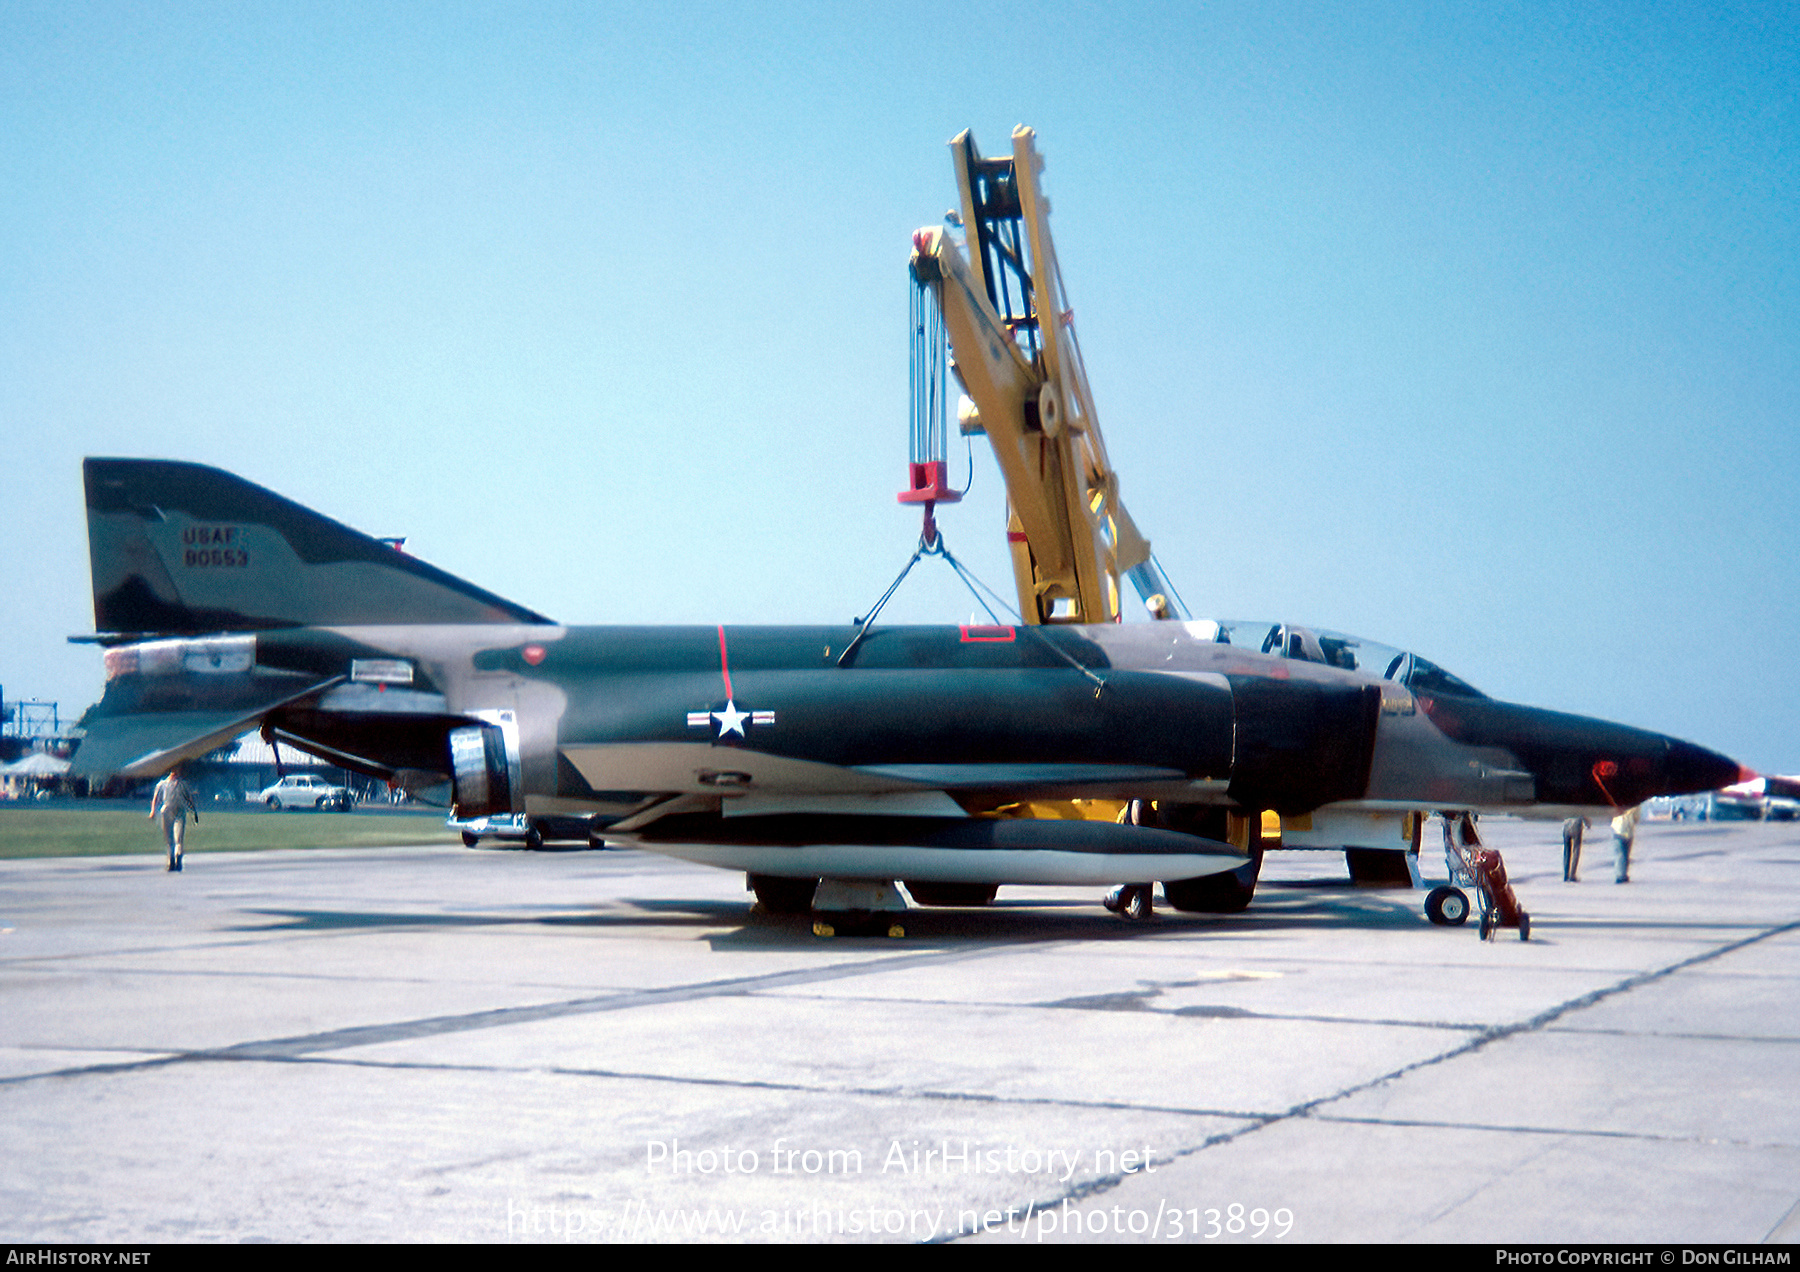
[1610,805,1641,884]
[149,766,199,872]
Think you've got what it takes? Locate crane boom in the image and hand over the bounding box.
[909,126,1180,625]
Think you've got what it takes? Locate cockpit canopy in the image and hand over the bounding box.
[1197,620,1488,699]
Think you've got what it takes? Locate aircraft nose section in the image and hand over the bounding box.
[1660,738,1749,799]
[1413,695,1744,808]
[1581,730,1745,807]
[1580,730,1745,807]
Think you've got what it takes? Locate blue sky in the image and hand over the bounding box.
[3,1,1795,773]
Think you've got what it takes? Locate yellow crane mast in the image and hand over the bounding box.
[905,126,1181,625]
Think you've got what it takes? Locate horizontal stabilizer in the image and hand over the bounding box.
[72,677,337,779]
[85,458,551,635]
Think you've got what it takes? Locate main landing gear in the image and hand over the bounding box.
[1104,802,1267,920]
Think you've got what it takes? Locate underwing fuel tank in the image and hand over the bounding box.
[632,813,1248,888]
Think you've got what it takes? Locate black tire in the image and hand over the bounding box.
[461,830,479,848]
[315,796,328,810]
[523,822,544,850]
[904,882,998,907]
[268,797,282,810]
[749,874,818,915]
[1163,851,1262,913]
[1147,803,1263,914]
[1479,907,1495,941]
[1425,886,1470,926]
[1518,913,1530,942]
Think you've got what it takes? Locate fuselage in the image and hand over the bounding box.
[74,457,1746,898]
[219,618,1740,827]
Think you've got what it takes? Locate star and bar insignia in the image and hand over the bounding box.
[686,700,776,739]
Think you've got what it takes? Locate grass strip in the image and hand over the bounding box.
[0,806,458,859]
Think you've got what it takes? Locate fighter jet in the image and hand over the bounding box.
[73,458,1744,919]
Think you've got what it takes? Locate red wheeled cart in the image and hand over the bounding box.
[1429,813,1530,941]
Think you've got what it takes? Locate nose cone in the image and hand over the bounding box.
[1414,695,1746,808]
[1565,727,1746,807]
[1662,739,1750,798]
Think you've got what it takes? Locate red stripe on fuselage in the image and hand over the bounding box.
[716,625,734,700]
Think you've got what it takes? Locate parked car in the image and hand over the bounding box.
[449,813,604,850]
[258,774,351,811]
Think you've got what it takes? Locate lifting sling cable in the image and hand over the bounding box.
[837,533,1106,693]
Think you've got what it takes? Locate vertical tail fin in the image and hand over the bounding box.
[84,459,551,635]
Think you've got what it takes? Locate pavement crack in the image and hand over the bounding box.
[944,914,1800,1241]
[1309,1111,1794,1151]
[0,943,1005,1083]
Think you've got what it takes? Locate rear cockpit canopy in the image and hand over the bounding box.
[1201,620,1488,699]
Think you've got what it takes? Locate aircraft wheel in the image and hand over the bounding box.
[1105,884,1155,920]
[461,831,479,848]
[749,874,818,915]
[904,881,998,907]
[1152,806,1263,913]
[1424,886,1469,926]
[523,822,544,850]
[1163,849,1264,914]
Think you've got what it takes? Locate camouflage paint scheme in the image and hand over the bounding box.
[75,460,1741,895]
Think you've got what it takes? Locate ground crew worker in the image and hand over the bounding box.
[149,766,199,872]
[1611,804,1641,884]
[1561,816,1590,882]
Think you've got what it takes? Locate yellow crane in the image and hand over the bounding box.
[902,128,1292,914]
[904,126,1181,626]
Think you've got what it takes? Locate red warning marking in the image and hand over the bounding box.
[1592,759,1620,807]
[716,625,735,699]
[960,624,1016,643]
[522,645,546,666]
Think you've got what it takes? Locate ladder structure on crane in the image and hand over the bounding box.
[904,126,1182,626]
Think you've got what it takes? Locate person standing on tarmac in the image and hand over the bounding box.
[149,766,199,872]
[1562,816,1590,882]
[1611,804,1641,884]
